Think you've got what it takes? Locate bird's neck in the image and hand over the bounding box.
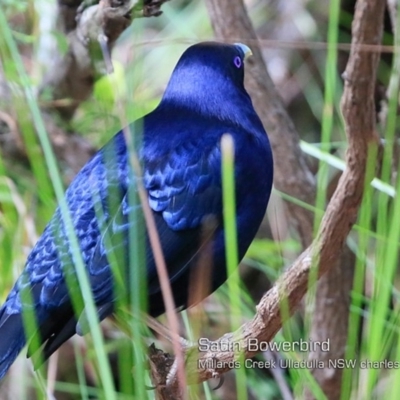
[159,80,261,134]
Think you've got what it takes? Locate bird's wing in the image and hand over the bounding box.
[5,133,225,361]
[87,139,223,297]
[144,141,222,230]
[3,133,128,310]
[0,133,129,359]
[68,140,224,338]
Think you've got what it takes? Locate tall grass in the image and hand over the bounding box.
[1,0,400,399]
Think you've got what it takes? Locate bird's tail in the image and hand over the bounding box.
[0,305,26,380]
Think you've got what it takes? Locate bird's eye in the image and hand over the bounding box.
[233,56,242,68]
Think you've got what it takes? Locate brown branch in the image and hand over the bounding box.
[306,247,355,400]
[305,2,385,397]
[205,0,316,246]
[0,0,168,174]
[149,0,383,397]
[42,0,169,121]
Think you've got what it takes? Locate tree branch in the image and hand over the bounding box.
[205,0,316,246]
[42,0,169,121]
[306,247,355,400]
[0,0,168,174]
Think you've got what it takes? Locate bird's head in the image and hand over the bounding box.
[160,42,255,122]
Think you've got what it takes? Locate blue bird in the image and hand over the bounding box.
[0,42,273,379]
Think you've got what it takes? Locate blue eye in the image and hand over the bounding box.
[234,56,242,68]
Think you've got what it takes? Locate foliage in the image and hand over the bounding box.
[0,0,399,399]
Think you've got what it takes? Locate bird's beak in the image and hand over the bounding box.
[234,43,253,60]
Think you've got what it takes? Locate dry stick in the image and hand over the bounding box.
[129,150,188,399]
[263,350,294,400]
[152,0,382,396]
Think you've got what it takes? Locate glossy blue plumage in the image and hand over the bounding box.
[0,42,273,379]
